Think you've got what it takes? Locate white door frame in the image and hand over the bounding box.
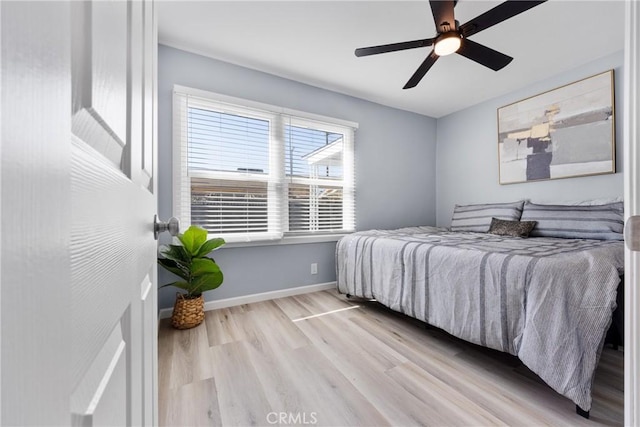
[625,0,640,425]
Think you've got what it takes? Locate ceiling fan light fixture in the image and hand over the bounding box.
[354,0,548,88]
[434,32,461,56]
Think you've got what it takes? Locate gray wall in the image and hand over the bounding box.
[435,51,625,227]
[158,45,438,309]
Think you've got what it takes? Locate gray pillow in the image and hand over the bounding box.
[450,200,525,233]
[520,201,624,240]
[488,218,537,238]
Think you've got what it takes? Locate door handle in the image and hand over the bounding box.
[625,215,640,251]
[154,215,180,240]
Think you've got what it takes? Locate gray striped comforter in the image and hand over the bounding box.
[336,226,624,411]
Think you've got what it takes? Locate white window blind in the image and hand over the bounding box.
[173,87,356,243]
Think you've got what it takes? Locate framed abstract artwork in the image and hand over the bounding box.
[497,70,615,184]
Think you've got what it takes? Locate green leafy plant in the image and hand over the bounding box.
[158,225,225,298]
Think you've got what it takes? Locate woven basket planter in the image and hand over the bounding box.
[171,293,205,329]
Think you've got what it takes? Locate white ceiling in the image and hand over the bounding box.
[158,0,624,118]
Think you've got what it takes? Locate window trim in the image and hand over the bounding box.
[174,85,359,129]
[172,85,358,246]
[222,232,350,249]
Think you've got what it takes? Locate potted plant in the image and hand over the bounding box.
[158,225,225,329]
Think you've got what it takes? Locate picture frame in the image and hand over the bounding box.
[497,70,615,185]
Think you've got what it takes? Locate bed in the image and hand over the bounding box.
[336,200,625,417]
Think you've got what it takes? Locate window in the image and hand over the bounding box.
[173,86,357,243]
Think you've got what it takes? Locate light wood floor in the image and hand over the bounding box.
[158,289,623,426]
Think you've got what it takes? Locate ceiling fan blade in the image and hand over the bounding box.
[460,0,547,38]
[456,38,513,71]
[429,0,456,33]
[355,38,435,57]
[403,50,439,89]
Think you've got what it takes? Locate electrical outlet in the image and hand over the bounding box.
[311,263,318,275]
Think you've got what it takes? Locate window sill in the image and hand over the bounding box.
[221,233,350,249]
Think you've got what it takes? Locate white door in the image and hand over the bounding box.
[1,0,159,425]
[625,1,640,425]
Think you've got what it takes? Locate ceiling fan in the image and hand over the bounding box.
[355,0,548,89]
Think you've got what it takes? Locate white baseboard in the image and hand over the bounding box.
[158,281,337,319]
